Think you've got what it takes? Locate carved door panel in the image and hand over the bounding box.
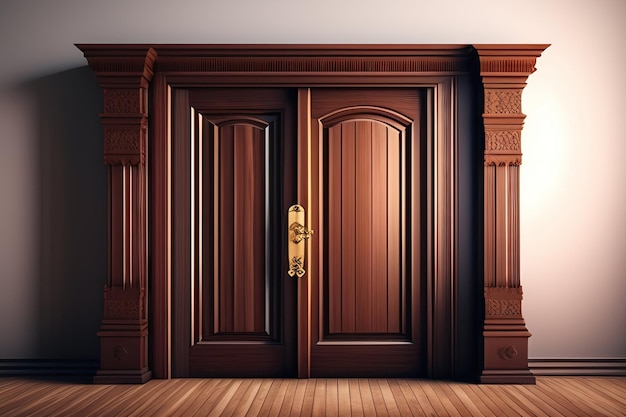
[308,89,425,377]
[171,88,298,377]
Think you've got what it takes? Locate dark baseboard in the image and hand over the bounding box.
[529,358,626,376]
[0,359,99,378]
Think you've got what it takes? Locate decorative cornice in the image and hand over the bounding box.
[76,45,157,88]
[155,56,470,74]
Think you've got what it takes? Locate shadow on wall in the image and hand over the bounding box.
[23,67,105,360]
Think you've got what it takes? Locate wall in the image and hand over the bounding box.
[1,0,624,362]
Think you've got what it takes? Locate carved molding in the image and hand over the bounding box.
[103,286,145,320]
[485,287,523,318]
[104,129,142,152]
[104,89,142,113]
[485,130,521,151]
[484,89,523,114]
[156,56,471,74]
[479,57,538,75]
[484,154,522,166]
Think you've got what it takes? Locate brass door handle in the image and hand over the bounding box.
[287,205,313,278]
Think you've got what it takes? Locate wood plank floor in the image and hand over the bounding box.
[0,377,624,416]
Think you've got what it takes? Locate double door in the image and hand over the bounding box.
[172,87,425,377]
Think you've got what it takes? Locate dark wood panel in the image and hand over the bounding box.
[173,88,297,377]
[218,123,267,334]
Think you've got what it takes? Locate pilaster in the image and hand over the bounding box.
[77,45,157,383]
[475,44,549,384]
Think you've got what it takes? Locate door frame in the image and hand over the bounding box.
[78,44,548,383]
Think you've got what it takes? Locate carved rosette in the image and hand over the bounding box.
[476,45,549,384]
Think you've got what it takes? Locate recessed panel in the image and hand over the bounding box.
[195,115,273,341]
[325,118,407,339]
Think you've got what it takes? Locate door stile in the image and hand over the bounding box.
[296,88,312,378]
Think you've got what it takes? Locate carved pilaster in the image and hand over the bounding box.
[475,44,549,384]
[77,45,157,383]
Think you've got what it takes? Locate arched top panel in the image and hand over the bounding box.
[319,106,413,133]
[202,115,270,130]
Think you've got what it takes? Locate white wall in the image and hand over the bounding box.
[1,0,624,360]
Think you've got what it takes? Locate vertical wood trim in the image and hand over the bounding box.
[171,88,191,377]
[151,73,171,379]
[233,126,245,331]
[328,125,342,334]
[386,127,401,334]
[371,123,388,333]
[495,165,507,287]
[484,165,496,287]
[341,122,356,333]
[355,121,373,333]
[429,79,455,378]
[219,127,235,333]
[508,166,520,288]
[297,88,311,378]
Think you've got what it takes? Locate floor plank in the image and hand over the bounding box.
[0,376,624,417]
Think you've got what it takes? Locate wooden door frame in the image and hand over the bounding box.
[77,44,549,383]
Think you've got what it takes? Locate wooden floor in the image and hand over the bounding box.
[0,377,624,416]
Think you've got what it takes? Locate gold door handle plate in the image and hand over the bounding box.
[288,205,313,278]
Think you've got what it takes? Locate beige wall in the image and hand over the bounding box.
[1,0,624,360]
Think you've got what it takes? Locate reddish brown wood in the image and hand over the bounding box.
[296,88,312,378]
[76,44,548,383]
[170,88,298,377]
[475,44,550,384]
[77,46,156,383]
[309,89,423,377]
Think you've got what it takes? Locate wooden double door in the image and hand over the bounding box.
[172,87,425,378]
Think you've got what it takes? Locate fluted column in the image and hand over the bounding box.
[78,45,157,383]
[475,44,548,384]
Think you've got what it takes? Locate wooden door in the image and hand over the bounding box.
[308,89,425,377]
[171,88,298,377]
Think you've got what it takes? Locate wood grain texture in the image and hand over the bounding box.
[3,377,623,416]
[310,89,423,377]
[171,88,298,377]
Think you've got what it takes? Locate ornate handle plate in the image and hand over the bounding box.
[287,205,313,278]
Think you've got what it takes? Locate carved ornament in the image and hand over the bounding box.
[484,154,522,166]
[104,89,142,114]
[103,128,145,165]
[485,287,524,318]
[485,130,521,151]
[498,345,519,360]
[484,89,522,114]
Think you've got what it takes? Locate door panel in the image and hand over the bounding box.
[310,89,425,377]
[172,88,297,377]
[328,120,404,335]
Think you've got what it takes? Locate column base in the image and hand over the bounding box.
[480,369,536,384]
[94,368,152,384]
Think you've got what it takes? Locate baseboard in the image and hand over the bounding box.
[529,358,626,376]
[0,359,99,377]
